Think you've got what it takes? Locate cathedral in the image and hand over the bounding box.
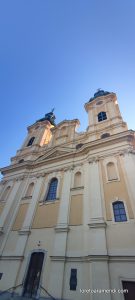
[0,90,135,300]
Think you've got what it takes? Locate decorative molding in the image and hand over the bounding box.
[18,228,31,235]
[0,256,24,261]
[36,172,46,178]
[88,156,100,164]
[21,196,32,200]
[54,224,70,233]
[50,255,135,263]
[88,218,106,229]
[70,186,84,191]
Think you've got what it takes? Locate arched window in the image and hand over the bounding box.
[101,133,110,139]
[113,201,127,222]
[25,182,34,197]
[107,162,118,181]
[0,186,11,201]
[74,172,81,188]
[98,111,107,122]
[27,137,35,147]
[46,178,58,201]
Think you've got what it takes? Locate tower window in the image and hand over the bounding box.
[70,269,77,291]
[113,201,127,222]
[46,178,58,201]
[19,159,24,163]
[101,133,110,139]
[76,143,84,150]
[98,111,107,122]
[27,137,35,147]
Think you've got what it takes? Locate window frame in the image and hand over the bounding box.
[101,133,110,139]
[45,178,58,202]
[112,201,128,223]
[70,268,77,291]
[27,137,35,147]
[98,111,107,122]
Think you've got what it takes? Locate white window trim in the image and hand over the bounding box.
[110,199,129,224]
[41,174,60,203]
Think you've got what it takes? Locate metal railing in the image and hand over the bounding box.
[0,283,23,297]
[0,283,57,300]
[40,285,57,300]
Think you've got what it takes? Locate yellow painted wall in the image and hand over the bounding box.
[101,158,134,220]
[69,194,83,225]
[32,202,59,228]
[12,204,29,231]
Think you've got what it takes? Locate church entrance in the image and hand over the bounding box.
[122,281,135,300]
[23,252,44,298]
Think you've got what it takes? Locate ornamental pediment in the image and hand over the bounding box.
[36,147,74,162]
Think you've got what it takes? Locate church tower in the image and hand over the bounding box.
[85,89,127,140]
[11,111,56,164]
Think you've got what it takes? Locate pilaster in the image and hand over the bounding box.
[0,180,22,233]
[121,152,135,214]
[88,159,107,256]
[49,169,71,299]
[14,177,44,257]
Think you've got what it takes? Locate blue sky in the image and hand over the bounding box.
[0,0,135,168]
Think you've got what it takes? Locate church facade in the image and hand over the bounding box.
[0,90,135,300]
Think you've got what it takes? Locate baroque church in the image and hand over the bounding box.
[0,90,135,300]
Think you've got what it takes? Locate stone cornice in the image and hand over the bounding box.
[50,255,135,262]
[0,256,24,261]
[88,221,107,229]
[1,130,134,176]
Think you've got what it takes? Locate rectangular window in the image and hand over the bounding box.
[70,269,77,291]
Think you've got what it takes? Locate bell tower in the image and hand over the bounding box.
[11,111,56,164]
[85,89,127,140]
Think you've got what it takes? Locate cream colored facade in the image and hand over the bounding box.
[0,90,135,300]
